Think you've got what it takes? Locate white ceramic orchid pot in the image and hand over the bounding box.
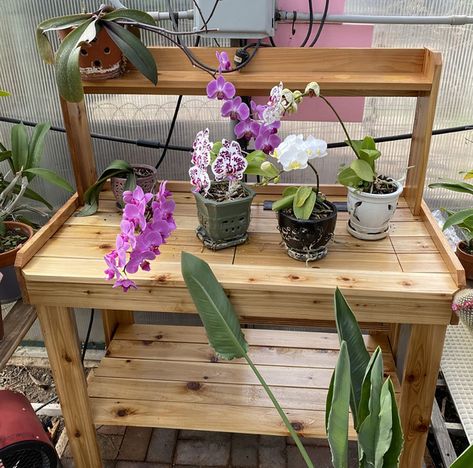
[346,180,403,240]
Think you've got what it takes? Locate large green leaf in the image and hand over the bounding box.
[23,168,74,192]
[294,186,313,208]
[429,181,473,196]
[326,341,351,468]
[22,187,53,209]
[36,13,92,64]
[451,444,473,468]
[337,166,362,188]
[181,252,248,359]
[443,208,473,231]
[104,21,157,85]
[55,18,96,102]
[272,194,295,212]
[334,288,370,430]
[375,379,394,467]
[293,190,316,220]
[26,122,50,175]
[351,159,375,182]
[382,378,403,468]
[103,8,156,26]
[11,123,28,172]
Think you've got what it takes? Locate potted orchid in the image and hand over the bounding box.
[103,182,176,292]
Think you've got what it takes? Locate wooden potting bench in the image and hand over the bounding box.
[15,48,462,468]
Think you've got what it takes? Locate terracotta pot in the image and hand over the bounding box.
[111,164,158,206]
[456,241,473,280]
[0,222,33,304]
[58,26,124,81]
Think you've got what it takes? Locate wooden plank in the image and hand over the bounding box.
[399,324,447,468]
[102,309,134,347]
[91,397,352,439]
[83,48,433,97]
[430,398,457,466]
[0,301,36,370]
[421,200,466,287]
[404,51,442,214]
[60,99,96,203]
[36,305,101,468]
[397,253,449,273]
[14,193,79,303]
[390,236,437,253]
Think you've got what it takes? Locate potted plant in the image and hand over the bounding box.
[429,171,473,279]
[79,160,158,216]
[0,123,74,302]
[36,5,158,102]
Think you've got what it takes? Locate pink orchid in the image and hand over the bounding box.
[206,75,235,100]
[221,97,250,121]
[234,119,261,141]
[216,51,232,72]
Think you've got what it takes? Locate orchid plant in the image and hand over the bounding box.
[103,182,176,291]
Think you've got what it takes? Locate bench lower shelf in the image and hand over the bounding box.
[88,324,400,439]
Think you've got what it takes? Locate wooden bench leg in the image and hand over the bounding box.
[36,305,102,468]
[102,309,134,347]
[399,324,447,468]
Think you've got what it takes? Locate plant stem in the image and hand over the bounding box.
[318,95,358,159]
[245,355,315,468]
[307,162,319,195]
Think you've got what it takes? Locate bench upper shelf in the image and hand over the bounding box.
[82,47,440,97]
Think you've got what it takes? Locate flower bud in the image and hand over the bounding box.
[293,90,303,103]
[260,161,272,172]
[305,81,320,97]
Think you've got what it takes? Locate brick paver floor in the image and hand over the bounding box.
[60,426,360,467]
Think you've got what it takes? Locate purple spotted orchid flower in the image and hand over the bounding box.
[104,183,176,292]
[211,139,248,183]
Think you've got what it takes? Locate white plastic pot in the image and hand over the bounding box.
[346,181,403,240]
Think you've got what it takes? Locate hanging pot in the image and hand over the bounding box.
[0,222,33,304]
[347,181,403,240]
[277,201,338,261]
[193,183,256,250]
[111,164,158,207]
[58,27,124,81]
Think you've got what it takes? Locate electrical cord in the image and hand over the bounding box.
[309,0,329,47]
[299,0,314,47]
[34,309,96,414]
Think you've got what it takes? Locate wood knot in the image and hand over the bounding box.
[187,381,202,391]
[116,408,130,417]
[338,276,352,282]
[417,423,429,433]
[142,340,153,346]
[155,334,163,340]
[248,278,256,282]
[99,243,112,249]
[125,359,131,363]
[402,280,413,287]
[154,274,170,284]
[203,375,209,380]
[291,421,304,431]
[288,274,300,280]
[406,374,416,383]
[63,354,72,363]
[74,430,81,438]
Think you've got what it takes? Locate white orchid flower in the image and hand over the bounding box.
[303,136,328,160]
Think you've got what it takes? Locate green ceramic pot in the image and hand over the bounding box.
[193,183,256,250]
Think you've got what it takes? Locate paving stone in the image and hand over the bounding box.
[259,435,286,448]
[287,443,359,468]
[286,436,329,447]
[179,429,232,443]
[116,462,170,467]
[63,434,122,461]
[61,458,116,467]
[146,428,178,463]
[118,426,153,461]
[231,433,258,467]
[98,425,127,436]
[259,444,286,468]
[174,439,231,466]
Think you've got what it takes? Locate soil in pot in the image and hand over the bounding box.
[194,182,255,250]
[456,241,473,280]
[111,164,158,207]
[0,226,28,254]
[277,200,338,262]
[359,175,398,195]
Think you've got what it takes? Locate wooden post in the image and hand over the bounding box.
[399,323,447,468]
[102,309,134,347]
[404,51,442,215]
[60,98,97,204]
[36,305,102,468]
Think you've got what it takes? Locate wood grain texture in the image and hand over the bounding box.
[102,309,134,347]
[36,305,102,468]
[399,324,447,468]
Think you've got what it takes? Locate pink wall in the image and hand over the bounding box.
[253,0,374,122]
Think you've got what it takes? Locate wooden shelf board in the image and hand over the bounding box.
[18,185,458,325]
[83,47,436,97]
[88,324,399,438]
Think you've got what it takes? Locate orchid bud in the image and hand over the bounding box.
[286,102,298,114]
[293,90,303,103]
[305,81,320,97]
[261,161,272,172]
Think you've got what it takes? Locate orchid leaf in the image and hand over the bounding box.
[293,190,316,220]
[283,186,298,197]
[27,123,50,176]
[351,159,375,182]
[22,187,53,209]
[103,21,157,85]
[0,90,10,96]
[429,181,473,196]
[337,166,362,188]
[294,186,312,208]
[246,150,266,162]
[463,170,473,180]
[443,208,473,231]
[272,194,294,212]
[0,151,12,162]
[382,378,403,468]
[11,123,28,172]
[23,168,74,192]
[210,141,223,162]
[103,8,156,26]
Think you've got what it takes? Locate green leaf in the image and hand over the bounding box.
[210,141,223,162]
[272,194,295,212]
[23,168,74,192]
[350,159,375,182]
[22,187,53,209]
[326,341,351,468]
[294,186,312,208]
[451,444,473,468]
[443,208,473,231]
[27,123,50,175]
[429,181,473,196]
[103,8,156,26]
[181,252,248,360]
[11,123,28,172]
[337,166,362,188]
[246,150,266,163]
[282,186,298,197]
[358,148,381,171]
[361,136,377,150]
[0,150,12,162]
[375,379,394,467]
[55,18,96,102]
[103,21,157,85]
[124,171,137,192]
[293,190,316,220]
[0,90,9,96]
[383,379,403,468]
[36,13,92,64]
[463,170,473,180]
[334,288,370,430]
